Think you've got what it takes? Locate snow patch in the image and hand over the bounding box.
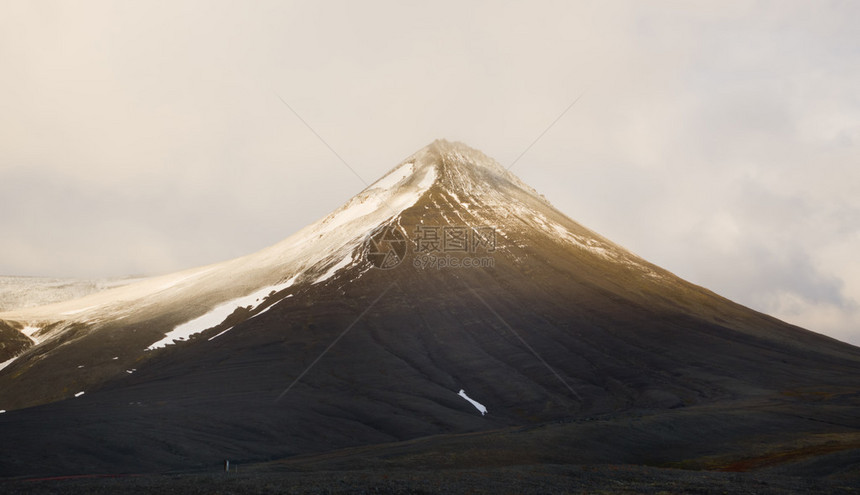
[0,356,17,372]
[250,294,293,319]
[21,326,41,344]
[416,164,437,189]
[448,190,471,210]
[371,161,414,190]
[458,389,488,415]
[0,410,5,414]
[318,196,386,236]
[146,277,298,350]
[313,253,354,285]
[74,391,85,398]
[207,326,234,341]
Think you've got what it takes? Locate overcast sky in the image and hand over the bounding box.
[1,1,858,345]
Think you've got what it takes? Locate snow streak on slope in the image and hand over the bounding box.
[146,277,299,350]
[313,253,355,285]
[458,389,488,415]
[20,326,41,344]
[370,161,413,190]
[0,357,17,373]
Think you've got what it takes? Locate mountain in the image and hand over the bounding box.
[1,140,859,483]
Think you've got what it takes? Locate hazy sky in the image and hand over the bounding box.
[1,1,858,345]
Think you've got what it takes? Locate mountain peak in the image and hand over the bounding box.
[426,138,479,155]
[396,139,539,202]
[422,139,506,173]
[3,140,860,481]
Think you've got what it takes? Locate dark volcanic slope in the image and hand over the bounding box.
[0,320,30,362]
[0,140,859,479]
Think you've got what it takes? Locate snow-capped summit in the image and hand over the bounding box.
[0,139,631,358]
